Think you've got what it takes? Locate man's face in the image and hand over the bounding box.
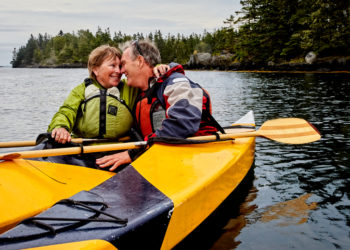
[121,48,143,89]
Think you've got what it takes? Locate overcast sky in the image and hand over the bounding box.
[0,0,241,66]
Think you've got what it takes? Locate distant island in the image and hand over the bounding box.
[11,1,350,72]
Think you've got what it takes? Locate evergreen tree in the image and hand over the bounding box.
[23,34,38,65]
[11,1,350,68]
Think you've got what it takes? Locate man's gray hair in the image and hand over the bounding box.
[121,40,161,67]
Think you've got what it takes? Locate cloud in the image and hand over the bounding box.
[0,0,242,65]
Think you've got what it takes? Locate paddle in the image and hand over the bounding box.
[0,136,130,148]
[0,118,320,160]
[0,141,147,160]
[191,117,321,144]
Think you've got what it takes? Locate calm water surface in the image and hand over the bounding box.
[0,68,349,249]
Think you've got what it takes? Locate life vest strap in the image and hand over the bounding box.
[99,89,107,138]
[202,110,226,134]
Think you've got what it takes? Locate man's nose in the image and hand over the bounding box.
[120,65,125,74]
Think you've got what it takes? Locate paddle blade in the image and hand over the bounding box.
[0,153,22,160]
[258,118,321,144]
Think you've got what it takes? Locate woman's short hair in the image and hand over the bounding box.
[88,45,122,80]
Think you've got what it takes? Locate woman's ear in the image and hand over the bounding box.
[92,66,99,77]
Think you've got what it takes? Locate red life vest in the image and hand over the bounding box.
[134,92,165,139]
[134,65,220,140]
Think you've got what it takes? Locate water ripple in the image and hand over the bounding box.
[1,68,349,249]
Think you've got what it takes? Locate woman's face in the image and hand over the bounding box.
[93,56,121,88]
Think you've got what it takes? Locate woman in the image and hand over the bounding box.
[48,44,168,144]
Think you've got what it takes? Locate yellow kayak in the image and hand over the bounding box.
[0,111,255,249]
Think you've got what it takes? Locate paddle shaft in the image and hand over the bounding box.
[0,137,130,148]
[0,141,147,160]
[0,138,85,148]
[189,131,259,141]
[0,132,249,160]
[0,117,321,160]
[0,140,37,148]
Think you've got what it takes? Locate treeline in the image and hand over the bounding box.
[11,29,205,67]
[11,0,350,68]
[229,0,350,64]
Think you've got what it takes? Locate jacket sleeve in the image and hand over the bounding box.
[155,77,203,138]
[47,83,85,132]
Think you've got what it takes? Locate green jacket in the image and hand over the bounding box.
[48,78,139,139]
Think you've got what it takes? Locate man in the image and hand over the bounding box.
[96,40,219,171]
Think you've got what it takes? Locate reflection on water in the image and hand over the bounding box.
[260,193,318,226]
[210,186,259,249]
[1,68,349,249]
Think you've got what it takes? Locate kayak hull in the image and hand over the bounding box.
[134,137,255,249]
[0,112,255,249]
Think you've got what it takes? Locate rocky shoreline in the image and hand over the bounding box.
[185,52,350,72]
[38,63,87,68]
[13,53,350,72]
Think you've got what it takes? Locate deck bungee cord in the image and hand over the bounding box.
[0,197,128,244]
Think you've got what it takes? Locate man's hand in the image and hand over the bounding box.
[153,64,170,78]
[96,150,132,171]
[51,127,71,144]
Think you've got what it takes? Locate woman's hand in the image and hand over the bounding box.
[153,64,170,78]
[96,150,131,171]
[51,127,71,144]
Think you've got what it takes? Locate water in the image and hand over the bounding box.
[0,68,349,249]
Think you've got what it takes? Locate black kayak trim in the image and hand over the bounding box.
[0,165,174,249]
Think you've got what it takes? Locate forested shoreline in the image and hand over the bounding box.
[11,0,350,71]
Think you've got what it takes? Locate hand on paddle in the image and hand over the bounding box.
[96,150,131,171]
[51,127,71,144]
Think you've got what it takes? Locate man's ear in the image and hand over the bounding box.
[137,55,145,68]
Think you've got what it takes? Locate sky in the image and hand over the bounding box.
[0,0,241,66]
